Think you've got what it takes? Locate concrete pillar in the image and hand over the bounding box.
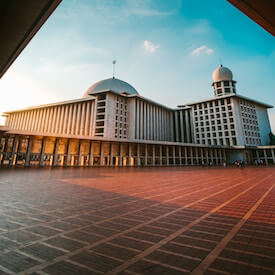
[109,142,113,166]
[89,141,93,166]
[271,149,275,164]
[185,112,190,143]
[85,102,90,136]
[136,101,140,139]
[263,149,268,165]
[195,147,199,165]
[172,145,175,165]
[140,101,143,139]
[159,145,162,166]
[71,104,77,135]
[190,147,193,165]
[80,103,86,136]
[119,143,123,166]
[214,149,218,164]
[51,106,58,133]
[78,140,82,166]
[152,145,155,166]
[166,145,169,165]
[9,136,19,166]
[184,146,187,165]
[128,143,132,166]
[66,139,71,166]
[100,142,104,166]
[223,149,226,162]
[180,111,185,142]
[53,138,59,167]
[137,143,141,166]
[39,138,46,166]
[0,137,8,165]
[175,112,179,142]
[179,146,182,165]
[76,104,82,135]
[256,150,260,162]
[25,137,32,167]
[144,144,148,166]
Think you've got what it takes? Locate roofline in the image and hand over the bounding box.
[2,96,96,115]
[89,89,174,111]
[178,93,273,109]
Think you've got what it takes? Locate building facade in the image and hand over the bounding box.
[0,65,274,167]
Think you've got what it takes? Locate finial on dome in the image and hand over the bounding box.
[220,64,223,67]
[112,60,116,79]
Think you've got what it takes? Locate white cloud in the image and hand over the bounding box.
[191,45,213,56]
[143,40,160,53]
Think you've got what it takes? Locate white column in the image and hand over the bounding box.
[159,145,162,166]
[62,105,68,134]
[47,108,54,133]
[179,146,182,165]
[180,111,185,142]
[166,145,169,165]
[128,143,132,166]
[144,144,148,165]
[150,105,153,140]
[89,101,94,136]
[110,142,114,166]
[137,143,141,166]
[172,145,176,165]
[140,101,143,139]
[144,103,147,140]
[67,105,73,134]
[76,103,82,135]
[44,108,50,133]
[89,141,93,166]
[51,106,58,133]
[80,103,86,136]
[271,149,275,164]
[175,112,179,142]
[263,149,268,165]
[71,104,77,135]
[152,145,155,166]
[185,112,190,143]
[190,147,193,165]
[54,106,61,134]
[85,102,90,136]
[136,100,140,139]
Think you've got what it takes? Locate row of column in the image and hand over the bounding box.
[135,100,174,141]
[0,135,227,167]
[5,100,95,137]
[254,149,275,165]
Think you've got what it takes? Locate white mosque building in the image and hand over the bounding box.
[0,65,274,167]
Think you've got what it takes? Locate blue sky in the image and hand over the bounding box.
[0,0,274,130]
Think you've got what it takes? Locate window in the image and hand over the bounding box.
[224,81,229,86]
[225,88,231,93]
[217,82,221,88]
[227,98,231,104]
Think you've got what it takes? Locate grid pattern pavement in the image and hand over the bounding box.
[0,167,274,274]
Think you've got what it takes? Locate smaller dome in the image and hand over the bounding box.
[212,65,233,82]
[83,77,139,97]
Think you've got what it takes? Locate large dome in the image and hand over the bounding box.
[83,77,139,97]
[212,65,233,82]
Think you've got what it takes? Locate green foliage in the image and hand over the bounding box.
[269,132,275,145]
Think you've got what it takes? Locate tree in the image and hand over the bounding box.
[269,132,275,145]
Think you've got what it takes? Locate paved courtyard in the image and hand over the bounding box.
[0,167,274,274]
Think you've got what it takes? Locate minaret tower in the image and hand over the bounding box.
[212,64,236,97]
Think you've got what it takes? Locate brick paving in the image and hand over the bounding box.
[0,166,274,274]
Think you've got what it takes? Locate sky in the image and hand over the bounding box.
[0,0,274,130]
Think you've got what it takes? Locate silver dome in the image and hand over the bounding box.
[212,65,233,82]
[83,77,139,97]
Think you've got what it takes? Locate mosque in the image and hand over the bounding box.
[0,65,274,167]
